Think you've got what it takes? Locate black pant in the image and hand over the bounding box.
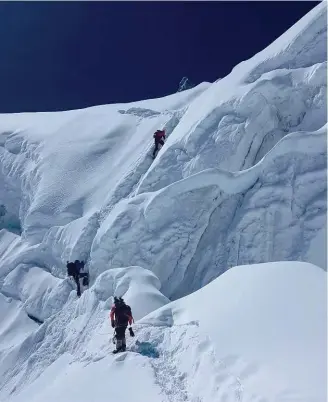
[72,273,89,296]
[73,274,81,296]
[115,325,127,340]
[153,139,164,157]
[115,326,127,350]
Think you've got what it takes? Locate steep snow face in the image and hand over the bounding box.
[137,2,327,193]
[90,3,326,298]
[91,125,327,298]
[90,2,327,299]
[2,262,326,402]
[0,82,209,245]
[0,83,209,285]
[0,83,209,398]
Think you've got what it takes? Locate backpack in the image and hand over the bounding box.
[153,130,164,139]
[67,262,76,277]
[115,301,132,326]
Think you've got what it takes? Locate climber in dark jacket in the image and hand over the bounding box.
[67,260,81,297]
[67,260,89,297]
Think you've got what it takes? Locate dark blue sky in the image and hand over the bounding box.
[0,1,319,113]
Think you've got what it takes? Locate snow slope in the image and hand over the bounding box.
[2,261,327,402]
[0,2,327,401]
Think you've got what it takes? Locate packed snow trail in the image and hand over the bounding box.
[128,324,247,402]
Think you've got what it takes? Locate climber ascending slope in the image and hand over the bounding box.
[152,129,166,159]
[66,260,89,297]
[66,260,81,297]
[110,297,135,353]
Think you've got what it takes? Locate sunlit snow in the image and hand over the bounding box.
[0,2,326,402]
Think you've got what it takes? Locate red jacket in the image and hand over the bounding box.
[110,304,134,326]
[154,130,166,140]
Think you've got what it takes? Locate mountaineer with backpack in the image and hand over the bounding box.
[152,129,166,159]
[67,260,81,297]
[110,297,135,353]
[66,259,89,297]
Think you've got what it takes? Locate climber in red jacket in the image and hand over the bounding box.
[110,297,134,353]
[152,129,166,159]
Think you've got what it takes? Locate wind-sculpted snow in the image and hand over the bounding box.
[91,125,326,298]
[137,60,327,194]
[135,2,327,195]
[0,3,327,401]
[91,2,327,297]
